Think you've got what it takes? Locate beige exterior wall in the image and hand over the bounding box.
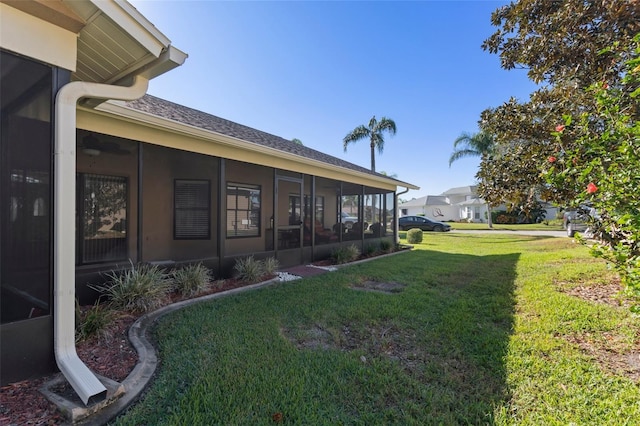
[141,144,219,262]
[0,3,77,71]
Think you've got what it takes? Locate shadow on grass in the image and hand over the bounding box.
[336,250,520,424]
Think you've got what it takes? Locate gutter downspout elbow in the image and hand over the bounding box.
[54,76,149,406]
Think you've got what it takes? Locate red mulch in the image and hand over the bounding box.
[0,276,273,425]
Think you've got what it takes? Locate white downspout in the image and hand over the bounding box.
[54,76,149,405]
[396,186,410,243]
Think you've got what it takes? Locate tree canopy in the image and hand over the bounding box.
[479,0,639,209]
[478,0,640,300]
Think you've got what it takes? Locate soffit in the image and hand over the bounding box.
[5,0,177,83]
[64,0,170,83]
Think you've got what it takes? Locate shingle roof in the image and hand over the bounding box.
[399,196,428,207]
[440,185,477,196]
[124,94,401,183]
[425,196,449,205]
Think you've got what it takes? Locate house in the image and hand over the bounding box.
[400,185,561,224]
[399,186,489,222]
[0,0,418,402]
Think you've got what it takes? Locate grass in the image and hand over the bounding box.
[113,233,638,425]
[450,220,564,231]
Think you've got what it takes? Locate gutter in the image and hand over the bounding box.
[54,75,149,406]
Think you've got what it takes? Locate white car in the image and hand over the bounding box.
[563,206,597,237]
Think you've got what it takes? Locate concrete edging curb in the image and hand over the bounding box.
[76,277,280,425]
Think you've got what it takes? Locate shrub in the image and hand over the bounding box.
[331,244,361,264]
[495,214,515,224]
[234,256,265,283]
[75,299,114,342]
[379,240,392,253]
[364,244,377,256]
[262,257,280,275]
[406,228,423,244]
[542,36,640,305]
[172,263,212,298]
[90,262,172,313]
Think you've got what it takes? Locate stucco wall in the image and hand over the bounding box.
[141,144,219,261]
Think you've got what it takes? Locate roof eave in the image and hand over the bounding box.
[94,101,419,191]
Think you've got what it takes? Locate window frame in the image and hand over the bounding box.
[226,182,261,238]
[76,173,129,265]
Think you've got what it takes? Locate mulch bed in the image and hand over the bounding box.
[0,275,275,425]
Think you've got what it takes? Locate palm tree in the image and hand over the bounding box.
[449,131,495,228]
[343,116,397,172]
[448,131,494,166]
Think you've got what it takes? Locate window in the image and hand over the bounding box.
[288,194,301,225]
[175,179,210,239]
[77,174,128,264]
[227,183,261,237]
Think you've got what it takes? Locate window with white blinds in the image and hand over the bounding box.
[174,179,211,239]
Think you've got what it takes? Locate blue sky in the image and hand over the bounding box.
[130,0,537,199]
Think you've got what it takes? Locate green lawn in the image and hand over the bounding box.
[113,234,638,425]
[450,221,564,231]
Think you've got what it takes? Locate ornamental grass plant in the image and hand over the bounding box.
[171,263,213,298]
[90,262,172,313]
[330,244,361,264]
[234,256,265,283]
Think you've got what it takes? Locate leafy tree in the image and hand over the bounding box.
[543,36,640,303]
[343,116,397,172]
[479,0,640,301]
[479,0,639,209]
[291,138,303,145]
[482,0,638,87]
[449,131,495,228]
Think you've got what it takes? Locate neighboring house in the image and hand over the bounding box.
[0,0,418,399]
[400,186,490,222]
[400,185,561,223]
